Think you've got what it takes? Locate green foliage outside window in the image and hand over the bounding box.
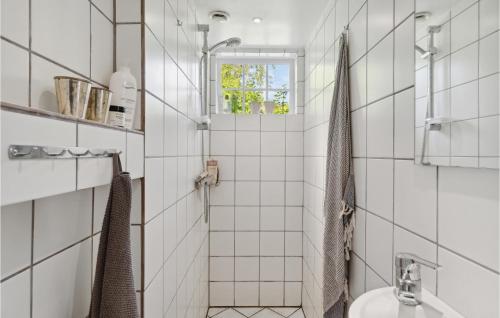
[220,63,290,114]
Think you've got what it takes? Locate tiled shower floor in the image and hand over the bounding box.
[207,307,305,318]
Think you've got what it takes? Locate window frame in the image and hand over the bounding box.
[215,56,296,114]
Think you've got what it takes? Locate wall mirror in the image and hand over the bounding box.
[414,0,499,168]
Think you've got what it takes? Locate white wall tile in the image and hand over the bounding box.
[1,0,29,46]
[32,0,90,75]
[480,0,499,37]
[395,0,413,26]
[285,232,302,256]
[367,96,394,157]
[127,132,145,179]
[236,157,260,181]
[210,181,234,205]
[438,167,498,270]
[353,158,367,209]
[145,213,164,285]
[260,257,284,281]
[1,40,29,106]
[235,115,260,131]
[236,131,260,155]
[1,270,30,318]
[235,282,259,306]
[286,132,304,156]
[235,257,259,281]
[261,182,285,206]
[262,115,286,131]
[235,181,260,206]
[235,207,259,231]
[367,34,394,103]
[116,25,142,90]
[210,206,234,231]
[349,4,367,64]
[210,257,234,281]
[260,232,285,256]
[479,116,499,157]
[285,207,303,231]
[286,182,303,206]
[450,42,479,87]
[394,16,414,91]
[450,81,479,120]
[286,157,303,181]
[479,31,499,77]
[211,131,235,156]
[479,74,499,117]
[91,7,113,85]
[260,282,284,306]
[352,208,366,260]
[1,202,32,278]
[262,132,286,156]
[450,118,478,157]
[365,266,389,291]
[32,240,91,318]
[34,189,92,261]
[261,207,285,231]
[350,57,367,110]
[352,107,367,157]
[144,270,163,318]
[210,232,234,256]
[145,94,165,156]
[349,254,366,299]
[451,4,479,52]
[438,248,499,318]
[145,29,165,99]
[366,159,393,221]
[145,158,164,221]
[367,0,394,49]
[366,213,393,283]
[235,232,259,256]
[394,160,437,241]
[394,88,415,158]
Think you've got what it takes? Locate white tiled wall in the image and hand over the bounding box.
[1,180,143,318]
[415,0,500,168]
[303,1,499,318]
[1,0,115,112]
[209,113,304,307]
[141,0,209,317]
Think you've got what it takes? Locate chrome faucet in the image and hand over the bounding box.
[395,253,440,306]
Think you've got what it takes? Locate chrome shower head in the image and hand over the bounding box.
[209,37,242,51]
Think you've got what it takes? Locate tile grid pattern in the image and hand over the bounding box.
[0,1,143,317]
[1,0,114,114]
[141,0,210,317]
[1,181,143,317]
[414,0,500,168]
[209,114,304,307]
[303,1,499,318]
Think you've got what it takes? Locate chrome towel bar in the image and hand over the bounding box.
[8,144,121,159]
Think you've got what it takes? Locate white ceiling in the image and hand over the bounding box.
[193,0,329,49]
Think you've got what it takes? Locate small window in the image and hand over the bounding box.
[216,58,295,114]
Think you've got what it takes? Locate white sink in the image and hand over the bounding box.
[349,287,463,318]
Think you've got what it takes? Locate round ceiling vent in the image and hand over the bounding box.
[209,11,230,23]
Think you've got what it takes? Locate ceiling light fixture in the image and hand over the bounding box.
[252,17,263,24]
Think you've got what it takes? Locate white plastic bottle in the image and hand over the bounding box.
[108,66,137,129]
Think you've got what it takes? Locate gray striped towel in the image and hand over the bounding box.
[323,33,356,318]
